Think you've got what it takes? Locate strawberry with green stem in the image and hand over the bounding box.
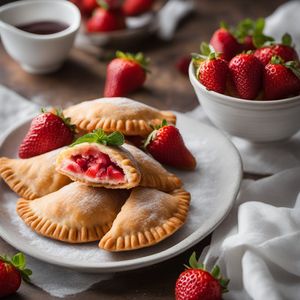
[175,252,229,300]
[263,55,300,100]
[210,22,242,61]
[254,33,299,66]
[86,1,126,33]
[19,108,76,159]
[193,42,229,94]
[104,51,150,97]
[0,253,32,298]
[144,120,196,170]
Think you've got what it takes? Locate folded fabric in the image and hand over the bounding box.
[201,167,300,300]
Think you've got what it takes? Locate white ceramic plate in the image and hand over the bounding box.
[0,112,242,273]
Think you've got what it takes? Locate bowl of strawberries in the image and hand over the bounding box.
[71,0,159,47]
[189,19,300,142]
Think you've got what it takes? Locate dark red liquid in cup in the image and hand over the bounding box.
[16,21,69,35]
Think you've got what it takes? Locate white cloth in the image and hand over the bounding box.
[201,167,300,300]
[157,0,194,40]
[0,85,112,298]
[186,106,300,174]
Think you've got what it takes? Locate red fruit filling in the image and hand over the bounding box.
[65,150,125,182]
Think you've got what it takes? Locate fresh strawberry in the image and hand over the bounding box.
[193,43,229,94]
[82,0,98,15]
[70,0,98,16]
[229,53,263,99]
[122,0,153,16]
[175,252,229,300]
[0,253,32,298]
[176,55,191,76]
[254,33,299,66]
[210,26,241,61]
[263,55,300,100]
[19,108,76,159]
[104,51,149,97]
[144,120,196,170]
[86,7,126,32]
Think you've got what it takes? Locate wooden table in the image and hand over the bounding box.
[0,0,286,299]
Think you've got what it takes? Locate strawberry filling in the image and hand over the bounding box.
[64,150,125,182]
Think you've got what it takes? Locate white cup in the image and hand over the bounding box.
[0,0,81,74]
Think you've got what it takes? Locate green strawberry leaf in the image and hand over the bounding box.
[116,50,150,73]
[200,42,211,57]
[71,129,124,147]
[182,252,230,293]
[252,34,274,48]
[97,0,109,10]
[220,21,229,30]
[285,60,300,79]
[0,252,32,282]
[188,252,199,269]
[281,33,292,46]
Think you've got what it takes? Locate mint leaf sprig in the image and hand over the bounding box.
[0,252,32,282]
[71,129,124,147]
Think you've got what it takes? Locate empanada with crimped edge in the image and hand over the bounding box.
[123,143,182,192]
[56,142,141,189]
[99,187,190,251]
[17,182,129,243]
[63,97,176,136]
[0,148,71,200]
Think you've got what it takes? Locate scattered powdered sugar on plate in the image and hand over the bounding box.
[0,113,242,271]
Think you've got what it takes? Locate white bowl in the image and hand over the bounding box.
[0,0,81,74]
[189,62,300,142]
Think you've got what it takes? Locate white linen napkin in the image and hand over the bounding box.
[201,167,300,300]
[0,85,112,298]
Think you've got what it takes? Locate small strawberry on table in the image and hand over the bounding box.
[104,51,150,97]
[0,253,32,298]
[144,120,196,170]
[175,252,229,300]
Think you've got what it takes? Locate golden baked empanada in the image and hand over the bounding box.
[63,97,176,136]
[17,182,129,243]
[56,142,141,189]
[0,148,71,200]
[123,143,182,192]
[99,187,190,251]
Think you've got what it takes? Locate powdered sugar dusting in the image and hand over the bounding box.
[95,97,159,113]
